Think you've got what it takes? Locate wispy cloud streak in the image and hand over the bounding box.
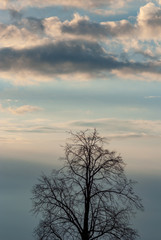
[0,104,42,114]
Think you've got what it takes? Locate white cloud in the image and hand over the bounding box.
[0,22,48,49]
[8,105,42,114]
[111,68,161,82]
[137,2,161,39]
[0,0,133,10]
[144,95,161,99]
[0,104,42,114]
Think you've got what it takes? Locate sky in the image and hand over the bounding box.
[0,0,161,239]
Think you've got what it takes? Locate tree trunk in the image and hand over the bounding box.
[81,232,89,240]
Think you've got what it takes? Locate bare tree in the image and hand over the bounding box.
[32,129,143,240]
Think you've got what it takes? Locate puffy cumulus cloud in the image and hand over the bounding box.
[60,13,135,40]
[58,4,161,41]
[43,16,62,40]
[0,10,48,49]
[137,2,161,39]
[67,118,161,139]
[0,0,132,10]
[1,3,161,48]
[0,40,161,84]
[43,14,132,42]
[0,104,42,114]
[101,20,135,38]
[1,4,161,50]
[19,13,132,43]
[0,22,47,49]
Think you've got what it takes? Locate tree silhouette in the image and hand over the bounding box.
[32,129,143,240]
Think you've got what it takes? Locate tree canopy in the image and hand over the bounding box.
[32,129,143,240]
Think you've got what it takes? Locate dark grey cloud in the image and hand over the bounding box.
[0,41,121,74]
[61,17,134,38]
[0,40,160,79]
[62,19,108,37]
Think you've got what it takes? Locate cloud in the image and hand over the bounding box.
[137,2,161,40]
[0,117,161,142]
[67,118,161,139]
[0,118,61,146]
[43,16,62,40]
[0,22,47,49]
[60,3,161,41]
[1,3,161,45]
[0,104,42,114]
[21,17,44,33]
[8,105,42,114]
[0,4,161,83]
[92,8,126,16]
[0,41,111,72]
[134,48,156,60]
[144,96,161,99]
[0,40,161,84]
[61,13,135,40]
[0,118,63,136]
[0,0,133,10]
[40,3,158,45]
